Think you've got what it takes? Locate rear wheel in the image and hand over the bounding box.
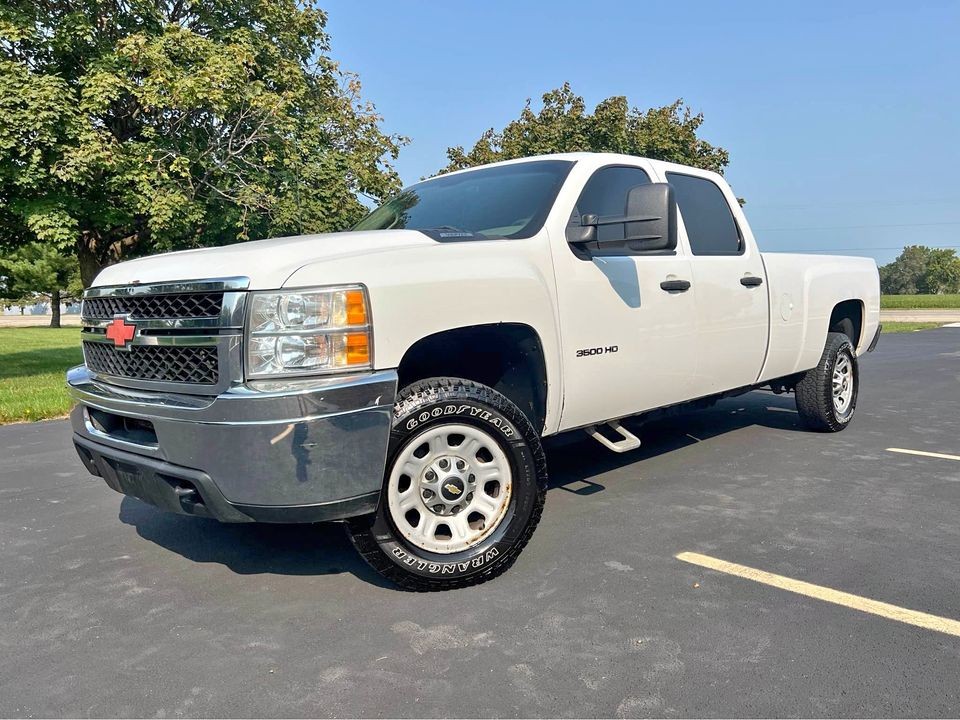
[795,331,859,432]
[346,377,547,591]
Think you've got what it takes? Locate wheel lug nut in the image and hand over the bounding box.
[425,470,436,481]
[422,489,434,500]
[452,505,461,513]
[456,460,466,470]
[468,474,475,484]
[433,504,444,514]
[466,492,473,501]
[438,459,449,470]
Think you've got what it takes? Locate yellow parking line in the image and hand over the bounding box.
[886,447,960,461]
[676,552,960,638]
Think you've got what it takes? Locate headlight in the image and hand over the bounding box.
[245,285,372,377]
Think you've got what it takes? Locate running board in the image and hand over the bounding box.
[585,420,641,453]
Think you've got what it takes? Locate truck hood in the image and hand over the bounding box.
[90,230,436,289]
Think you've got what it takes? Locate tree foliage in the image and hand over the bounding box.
[0,1,405,285]
[0,243,81,326]
[441,83,730,175]
[879,245,960,295]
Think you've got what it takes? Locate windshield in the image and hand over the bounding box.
[353,160,574,240]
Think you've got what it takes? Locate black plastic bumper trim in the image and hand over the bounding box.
[231,492,380,524]
[73,434,379,524]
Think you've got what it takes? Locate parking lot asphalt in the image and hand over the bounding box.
[2,329,959,718]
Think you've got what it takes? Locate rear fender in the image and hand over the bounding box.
[759,253,880,381]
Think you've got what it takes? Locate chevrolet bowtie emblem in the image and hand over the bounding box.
[105,317,137,348]
[444,483,462,496]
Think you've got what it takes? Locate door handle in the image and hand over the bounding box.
[660,279,691,292]
[740,276,764,287]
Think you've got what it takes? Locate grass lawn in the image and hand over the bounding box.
[0,327,83,424]
[882,321,944,333]
[881,294,960,308]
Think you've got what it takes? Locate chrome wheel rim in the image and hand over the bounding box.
[832,352,854,415]
[387,424,513,554]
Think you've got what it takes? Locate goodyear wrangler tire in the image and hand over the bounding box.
[795,331,859,432]
[346,377,547,591]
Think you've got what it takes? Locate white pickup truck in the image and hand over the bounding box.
[67,153,881,590]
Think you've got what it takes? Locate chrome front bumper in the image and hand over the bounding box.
[67,366,397,523]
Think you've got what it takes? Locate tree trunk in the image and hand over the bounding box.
[77,237,104,288]
[50,289,61,328]
[77,242,101,287]
[78,228,145,287]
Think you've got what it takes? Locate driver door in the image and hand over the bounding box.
[552,164,700,431]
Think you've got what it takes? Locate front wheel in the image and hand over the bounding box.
[346,377,547,591]
[795,331,859,432]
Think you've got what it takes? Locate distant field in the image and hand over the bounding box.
[881,294,960,309]
[0,328,82,423]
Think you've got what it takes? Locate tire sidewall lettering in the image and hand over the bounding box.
[391,545,501,576]
[405,402,515,439]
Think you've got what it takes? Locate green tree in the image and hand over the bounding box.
[879,246,930,294]
[441,83,730,175]
[919,248,960,294]
[879,245,960,294]
[0,243,81,327]
[0,1,405,286]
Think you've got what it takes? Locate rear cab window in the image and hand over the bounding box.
[665,172,742,256]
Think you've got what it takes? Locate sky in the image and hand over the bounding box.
[323,0,959,266]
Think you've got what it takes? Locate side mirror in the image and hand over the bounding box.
[568,183,677,253]
[623,183,677,252]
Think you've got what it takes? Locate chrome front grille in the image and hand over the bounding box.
[82,292,223,320]
[80,277,249,395]
[83,342,220,384]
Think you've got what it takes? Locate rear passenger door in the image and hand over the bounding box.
[665,171,769,395]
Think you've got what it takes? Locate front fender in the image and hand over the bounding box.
[282,236,564,433]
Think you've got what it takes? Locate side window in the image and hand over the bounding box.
[567,166,651,246]
[665,172,742,255]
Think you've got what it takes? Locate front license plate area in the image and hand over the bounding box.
[101,458,177,512]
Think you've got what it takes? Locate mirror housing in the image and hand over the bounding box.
[569,183,677,253]
[623,183,677,251]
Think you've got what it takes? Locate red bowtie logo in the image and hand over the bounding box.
[105,317,137,348]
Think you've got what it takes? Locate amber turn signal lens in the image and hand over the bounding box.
[345,332,370,365]
[345,289,368,326]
